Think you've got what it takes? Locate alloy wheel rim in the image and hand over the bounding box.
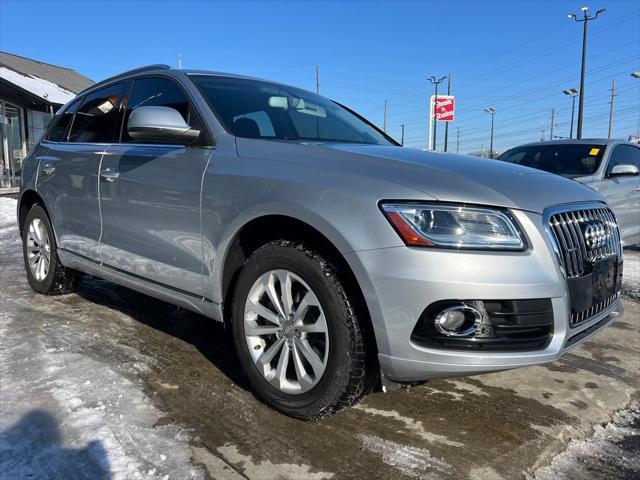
[26,218,51,281]
[244,269,329,394]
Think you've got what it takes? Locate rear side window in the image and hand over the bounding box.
[46,101,80,142]
[68,82,127,143]
[121,77,199,143]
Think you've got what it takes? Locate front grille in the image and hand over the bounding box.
[571,292,619,325]
[548,206,622,278]
[546,205,623,327]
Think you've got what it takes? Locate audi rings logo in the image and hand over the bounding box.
[583,221,610,250]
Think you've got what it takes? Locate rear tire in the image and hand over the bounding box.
[22,205,81,295]
[231,240,370,419]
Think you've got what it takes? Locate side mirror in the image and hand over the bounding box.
[608,163,639,177]
[128,106,200,144]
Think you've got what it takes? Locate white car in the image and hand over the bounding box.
[499,139,640,246]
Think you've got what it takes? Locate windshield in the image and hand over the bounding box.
[191,75,393,146]
[498,143,606,176]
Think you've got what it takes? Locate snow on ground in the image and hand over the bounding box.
[1,195,639,479]
[532,400,640,480]
[1,197,203,480]
[623,247,640,303]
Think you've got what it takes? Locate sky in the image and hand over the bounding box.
[1,0,638,153]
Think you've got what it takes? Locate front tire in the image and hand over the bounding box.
[22,205,81,295]
[231,240,369,419]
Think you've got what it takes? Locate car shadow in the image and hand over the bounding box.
[74,275,252,391]
[0,409,111,479]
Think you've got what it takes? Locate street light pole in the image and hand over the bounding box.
[444,73,452,152]
[484,108,496,158]
[568,6,605,139]
[563,88,578,139]
[428,75,447,150]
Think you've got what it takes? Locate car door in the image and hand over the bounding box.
[99,76,212,297]
[598,144,640,244]
[37,82,127,260]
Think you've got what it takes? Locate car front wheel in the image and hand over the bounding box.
[231,240,370,419]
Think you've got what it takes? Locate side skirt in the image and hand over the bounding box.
[58,248,223,322]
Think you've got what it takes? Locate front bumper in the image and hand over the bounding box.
[345,209,624,382]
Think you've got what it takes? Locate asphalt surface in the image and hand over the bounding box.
[1,196,638,480]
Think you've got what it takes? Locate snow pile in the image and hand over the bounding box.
[531,400,640,480]
[622,248,640,302]
[0,196,17,236]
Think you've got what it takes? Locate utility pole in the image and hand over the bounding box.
[400,124,405,146]
[444,73,452,152]
[383,99,388,132]
[550,108,555,140]
[428,75,447,150]
[315,65,320,94]
[608,78,616,138]
[456,127,460,154]
[568,6,606,139]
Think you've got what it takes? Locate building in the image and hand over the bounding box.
[0,52,93,189]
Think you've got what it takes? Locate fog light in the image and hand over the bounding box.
[435,304,482,336]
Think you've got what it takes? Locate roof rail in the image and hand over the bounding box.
[77,64,171,95]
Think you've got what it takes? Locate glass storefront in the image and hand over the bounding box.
[1,100,26,188]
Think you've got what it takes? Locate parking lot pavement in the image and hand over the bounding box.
[1,195,638,480]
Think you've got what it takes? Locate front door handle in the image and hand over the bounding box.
[40,162,56,175]
[100,168,120,182]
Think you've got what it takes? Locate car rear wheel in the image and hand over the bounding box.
[22,205,81,295]
[231,240,370,419]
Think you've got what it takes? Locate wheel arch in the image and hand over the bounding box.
[220,214,380,359]
[18,190,49,237]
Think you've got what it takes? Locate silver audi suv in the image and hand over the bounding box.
[18,65,625,419]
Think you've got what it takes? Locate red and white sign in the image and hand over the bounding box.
[433,95,455,122]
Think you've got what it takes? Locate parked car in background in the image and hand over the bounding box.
[498,139,640,246]
[18,66,625,419]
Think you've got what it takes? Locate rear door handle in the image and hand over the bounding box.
[100,168,120,182]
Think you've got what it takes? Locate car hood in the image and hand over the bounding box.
[236,140,605,214]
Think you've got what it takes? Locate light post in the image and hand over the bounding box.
[563,88,579,139]
[631,72,640,79]
[428,75,447,150]
[568,6,606,139]
[484,108,496,158]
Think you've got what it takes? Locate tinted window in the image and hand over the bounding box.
[607,145,640,173]
[498,144,606,175]
[122,77,199,143]
[46,101,80,142]
[192,75,392,145]
[68,83,127,143]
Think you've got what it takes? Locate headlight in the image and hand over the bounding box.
[380,203,525,250]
